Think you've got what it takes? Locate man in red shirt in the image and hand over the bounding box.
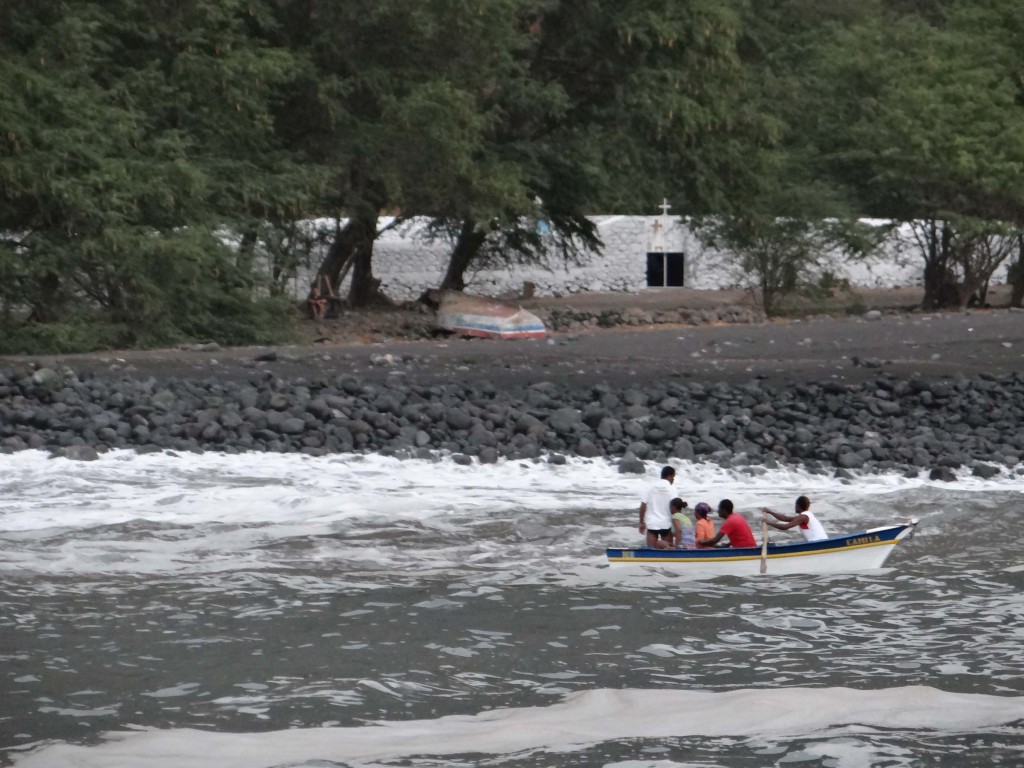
[697,499,757,548]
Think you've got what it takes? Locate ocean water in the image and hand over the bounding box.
[1,451,1023,767]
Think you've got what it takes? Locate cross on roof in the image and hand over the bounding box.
[658,198,672,216]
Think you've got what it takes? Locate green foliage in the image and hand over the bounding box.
[0,0,310,348]
[843,295,869,316]
[250,220,335,297]
[0,315,132,356]
[420,0,758,290]
[5,0,1024,347]
[695,176,879,316]
[684,0,1024,312]
[697,214,871,316]
[823,16,1024,223]
[533,0,754,215]
[99,230,294,347]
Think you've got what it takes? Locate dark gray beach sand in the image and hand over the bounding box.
[2,289,1023,478]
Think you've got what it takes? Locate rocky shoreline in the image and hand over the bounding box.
[2,358,1021,481]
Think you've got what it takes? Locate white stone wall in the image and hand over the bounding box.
[287,216,1010,301]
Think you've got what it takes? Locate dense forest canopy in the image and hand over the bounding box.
[2,0,1023,352]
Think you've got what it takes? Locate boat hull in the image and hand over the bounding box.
[606,522,918,577]
[437,291,545,340]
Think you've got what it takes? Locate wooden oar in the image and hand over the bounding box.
[760,519,768,575]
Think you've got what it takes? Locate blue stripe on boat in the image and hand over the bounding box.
[606,524,910,563]
[441,316,545,333]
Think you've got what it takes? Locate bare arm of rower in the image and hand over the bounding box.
[698,531,725,547]
[762,507,805,531]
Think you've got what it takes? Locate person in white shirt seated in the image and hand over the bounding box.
[762,496,828,542]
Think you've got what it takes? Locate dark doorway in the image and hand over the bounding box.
[646,252,685,287]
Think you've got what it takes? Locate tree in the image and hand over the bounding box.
[0,0,312,350]
[695,183,875,316]
[914,219,1024,308]
[804,2,1024,307]
[901,220,961,310]
[690,0,879,315]
[270,0,535,306]
[428,0,761,295]
[964,230,1018,306]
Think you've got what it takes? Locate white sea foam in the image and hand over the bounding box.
[1,450,1022,579]
[11,686,1024,768]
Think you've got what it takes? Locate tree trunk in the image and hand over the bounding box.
[921,220,958,309]
[347,234,380,306]
[920,220,941,309]
[439,220,487,292]
[314,220,360,298]
[957,249,977,310]
[345,209,389,307]
[1010,236,1024,308]
[313,210,390,307]
[27,272,62,323]
[758,250,776,317]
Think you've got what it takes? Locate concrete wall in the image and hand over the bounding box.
[287,216,1002,302]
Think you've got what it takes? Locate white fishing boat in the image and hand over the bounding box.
[436,291,545,339]
[606,520,919,577]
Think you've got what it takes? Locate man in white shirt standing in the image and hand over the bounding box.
[639,466,676,549]
[762,495,828,541]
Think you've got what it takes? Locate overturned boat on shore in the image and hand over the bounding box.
[436,291,545,340]
[606,520,919,577]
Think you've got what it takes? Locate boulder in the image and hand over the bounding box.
[618,454,645,474]
[279,417,307,435]
[671,438,695,461]
[31,368,63,391]
[928,467,957,482]
[971,463,1001,479]
[548,407,582,435]
[836,452,866,469]
[53,445,100,461]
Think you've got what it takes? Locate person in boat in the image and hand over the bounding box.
[696,499,757,548]
[670,498,695,549]
[762,496,828,542]
[639,465,676,549]
[693,502,716,548]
